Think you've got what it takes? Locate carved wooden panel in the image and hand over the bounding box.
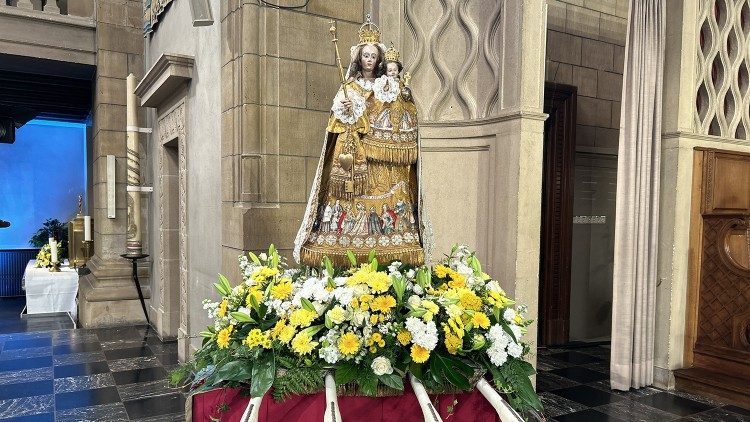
[702,150,750,215]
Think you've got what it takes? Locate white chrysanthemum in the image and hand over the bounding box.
[371,356,394,376]
[487,344,508,367]
[333,276,348,287]
[488,325,510,349]
[507,342,523,358]
[405,317,438,351]
[510,324,523,341]
[503,308,517,323]
[332,286,354,306]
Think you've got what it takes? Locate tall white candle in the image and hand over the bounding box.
[50,240,58,263]
[84,216,91,241]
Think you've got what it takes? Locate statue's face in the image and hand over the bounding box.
[386,62,399,77]
[360,44,379,73]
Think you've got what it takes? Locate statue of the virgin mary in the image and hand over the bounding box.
[294,17,432,267]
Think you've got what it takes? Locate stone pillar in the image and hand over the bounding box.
[79,0,148,328]
[220,0,365,281]
[375,0,547,366]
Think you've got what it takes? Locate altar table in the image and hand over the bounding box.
[190,384,501,422]
[22,260,78,326]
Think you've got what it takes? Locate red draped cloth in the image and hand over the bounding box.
[191,384,501,421]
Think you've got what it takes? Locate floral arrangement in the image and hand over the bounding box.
[35,244,54,268]
[173,245,542,413]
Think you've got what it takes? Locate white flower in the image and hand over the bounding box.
[371,356,394,376]
[503,308,516,323]
[332,287,354,306]
[326,306,347,325]
[320,345,341,364]
[487,344,508,367]
[258,253,268,261]
[507,342,523,358]
[351,309,368,327]
[387,261,402,273]
[510,325,523,341]
[406,269,416,279]
[405,317,438,351]
[488,325,510,349]
[412,284,424,295]
[486,280,505,295]
[407,295,422,309]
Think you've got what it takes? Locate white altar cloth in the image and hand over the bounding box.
[23,260,78,323]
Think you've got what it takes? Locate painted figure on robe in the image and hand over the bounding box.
[294,17,432,267]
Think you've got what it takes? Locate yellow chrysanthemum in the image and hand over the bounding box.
[459,290,483,311]
[217,299,229,318]
[366,272,392,294]
[252,266,279,283]
[270,319,287,339]
[371,295,397,314]
[434,265,450,279]
[445,332,462,355]
[279,325,296,344]
[271,282,293,300]
[447,272,466,289]
[216,326,233,349]
[291,332,317,355]
[243,328,265,348]
[346,264,373,286]
[486,290,515,307]
[290,309,317,328]
[370,314,379,324]
[397,329,412,346]
[368,333,386,350]
[448,317,465,339]
[338,332,360,356]
[411,344,430,363]
[471,312,491,329]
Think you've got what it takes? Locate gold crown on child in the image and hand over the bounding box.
[358,14,381,44]
[384,42,400,62]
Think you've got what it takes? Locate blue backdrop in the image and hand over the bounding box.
[0,120,87,249]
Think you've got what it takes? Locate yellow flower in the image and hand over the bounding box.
[252,266,279,283]
[471,312,491,329]
[346,264,373,286]
[411,344,430,363]
[291,332,317,355]
[338,332,360,356]
[487,290,515,307]
[270,319,287,339]
[370,314,379,324]
[290,309,317,328]
[397,329,412,346]
[514,314,524,325]
[447,272,466,289]
[445,332,462,354]
[217,299,229,318]
[243,328,265,348]
[459,291,483,311]
[271,281,293,300]
[421,300,440,321]
[326,306,346,325]
[350,298,360,309]
[371,295,396,314]
[366,272,392,294]
[434,265,450,279]
[279,325,296,344]
[216,326,233,349]
[448,317,465,339]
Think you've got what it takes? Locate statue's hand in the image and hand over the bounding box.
[341,98,353,115]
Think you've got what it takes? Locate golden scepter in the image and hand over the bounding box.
[329,20,355,194]
[329,20,349,99]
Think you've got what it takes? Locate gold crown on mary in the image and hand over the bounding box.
[358,14,381,44]
[385,43,400,62]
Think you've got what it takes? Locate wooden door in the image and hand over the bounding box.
[539,83,576,346]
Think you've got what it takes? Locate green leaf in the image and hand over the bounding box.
[334,362,358,385]
[370,257,378,272]
[324,257,334,278]
[248,292,260,313]
[250,353,275,398]
[378,373,404,390]
[346,250,357,267]
[324,312,333,329]
[392,274,405,303]
[248,251,261,265]
[230,311,255,323]
[218,274,232,295]
[428,352,474,391]
[215,360,253,383]
[358,371,378,396]
[199,330,214,338]
[368,249,376,263]
[468,255,482,276]
[270,244,279,268]
[300,297,317,314]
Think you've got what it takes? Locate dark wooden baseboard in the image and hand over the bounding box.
[675,367,750,409]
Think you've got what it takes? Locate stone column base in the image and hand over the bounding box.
[78,255,152,328]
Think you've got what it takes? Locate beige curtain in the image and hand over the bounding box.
[610,0,665,391]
